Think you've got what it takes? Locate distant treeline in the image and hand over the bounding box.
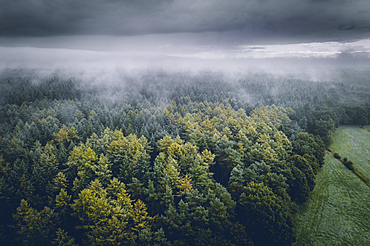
[0,77,81,105]
[0,71,369,246]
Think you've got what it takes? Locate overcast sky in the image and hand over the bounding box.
[1,0,370,78]
[1,0,370,39]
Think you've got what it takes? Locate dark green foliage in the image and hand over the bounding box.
[342,159,354,170]
[144,180,159,216]
[288,155,316,191]
[345,161,354,170]
[1,71,368,245]
[127,177,144,201]
[302,154,320,176]
[158,185,247,246]
[52,228,79,246]
[334,152,341,159]
[292,132,326,167]
[290,166,310,203]
[214,138,242,185]
[229,160,289,200]
[11,199,60,246]
[0,77,80,106]
[238,182,295,246]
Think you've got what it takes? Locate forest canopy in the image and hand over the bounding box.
[0,71,369,246]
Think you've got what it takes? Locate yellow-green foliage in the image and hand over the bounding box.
[172,102,292,168]
[71,178,153,245]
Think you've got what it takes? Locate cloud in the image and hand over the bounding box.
[1,0,370,39]
[1,38,370,84]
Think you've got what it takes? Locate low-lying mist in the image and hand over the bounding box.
[2,37,370,85]
[1,36,370,110]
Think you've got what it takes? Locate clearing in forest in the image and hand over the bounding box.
[293,126,370,245]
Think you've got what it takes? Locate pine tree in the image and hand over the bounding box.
[53,125,69,145]
[177,174,193,197]
[144,180,158,216]
[127,177,144,201]
[71,179,139,245]
[132,199,152,233]
[161,185,175,209]
[152,228,171,246]
[163,157,181,190]
[118,156,132,184]
[229,164,245,185]
[238,182,295,246]
[55,189,71,222]
[138,228,153,246]
[52,172,68,193]
[132,153,151,184]
[94,154,112,186]
[12,199,60,246]
[52,228,79,246]
[289,155,315,191]
[290,166,310,203]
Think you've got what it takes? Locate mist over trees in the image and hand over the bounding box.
[0,70,369,245]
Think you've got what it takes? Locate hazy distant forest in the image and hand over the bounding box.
[0,70,370,246]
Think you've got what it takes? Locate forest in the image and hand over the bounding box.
[0,70,370,246]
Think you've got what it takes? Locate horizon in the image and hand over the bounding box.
[1,0,370,80]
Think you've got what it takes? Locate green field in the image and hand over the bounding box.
[293,126,370,245]
[330,126,370,182]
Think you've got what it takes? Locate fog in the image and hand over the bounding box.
[2,34,370,86]
[1,0,370,85]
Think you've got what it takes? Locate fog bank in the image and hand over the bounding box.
[2,36,370,84]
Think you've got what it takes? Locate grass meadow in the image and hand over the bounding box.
[330,126,370,182]
[293,126,370,245]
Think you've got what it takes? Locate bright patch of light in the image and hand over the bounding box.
[167,39,370,59]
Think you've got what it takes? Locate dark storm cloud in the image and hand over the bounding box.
[0,0,171,36]
[1,0,370,38]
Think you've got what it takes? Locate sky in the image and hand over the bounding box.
[1,0,370,79]
[1,0,370,39]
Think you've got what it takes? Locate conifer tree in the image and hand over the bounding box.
[288,155,315,191]
[290,166,310,203]
[238,182,294,246]
[12,199,60,246]
[144,180,158,216]
[52,228,79,246]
